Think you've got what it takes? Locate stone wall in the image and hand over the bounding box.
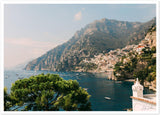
[132,97,156,111]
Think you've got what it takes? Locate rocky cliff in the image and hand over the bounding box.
[113,25,156,90]
[25,18,156,71]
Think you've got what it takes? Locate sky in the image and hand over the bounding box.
[4,4,156,69]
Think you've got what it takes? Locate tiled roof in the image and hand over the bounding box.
[137,45,145,48]
[130,96,156,105]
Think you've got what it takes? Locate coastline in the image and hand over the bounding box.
[124,79,135,82]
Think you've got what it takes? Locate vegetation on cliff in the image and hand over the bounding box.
[114,46,156,84]
[114,25,156,86]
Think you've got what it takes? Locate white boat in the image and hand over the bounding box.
[76,73,79,76]
[104,97,111,100]
[84,88,88,91]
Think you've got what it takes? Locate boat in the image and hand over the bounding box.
[104,97,111,100]
[84,88,88,91]
[76,73,80,76]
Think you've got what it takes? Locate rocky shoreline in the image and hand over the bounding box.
[107,74,156,92]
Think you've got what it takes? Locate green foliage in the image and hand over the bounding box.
[81,63,98,71]
[114,56,138,80]
[151,46,156,53]
[146,72,156,82]
[133,68,148,84]
[9,73,91,111]
[114,46,156,83]
[4,87,12,111]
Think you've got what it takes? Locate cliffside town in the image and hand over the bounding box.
[78,45,135,73]
[76,26,156,72]
[25,18,156,72]
[76,26,156,91]
[24,18,156,91]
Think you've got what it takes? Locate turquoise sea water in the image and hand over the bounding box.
[4,69,154,111]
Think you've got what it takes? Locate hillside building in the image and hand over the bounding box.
[131,78,156,111]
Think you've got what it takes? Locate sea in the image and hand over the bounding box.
[4,69,154,111]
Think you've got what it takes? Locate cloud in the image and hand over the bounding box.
[74,11,82,21]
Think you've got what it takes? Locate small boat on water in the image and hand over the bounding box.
[76,73,80,76]
[104,97,111,100]
[84,88,88,91]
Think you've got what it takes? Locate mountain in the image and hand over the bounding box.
[114,25,156,90]
[25,18,156,71]
[128,17,156,45]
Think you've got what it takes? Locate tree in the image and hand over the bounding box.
[133,68,148,84]
[151,46,156,53]
[4,87,12,111]
[9,73,91,111]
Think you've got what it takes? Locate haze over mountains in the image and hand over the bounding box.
[25,17,156,71]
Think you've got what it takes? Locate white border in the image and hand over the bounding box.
[1,0,159,115]
[156,1,159,114]
[0,0,4,114]
[0,0,158,4]
[156,1,160,114]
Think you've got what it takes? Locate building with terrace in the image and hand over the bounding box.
[131,78,156,111]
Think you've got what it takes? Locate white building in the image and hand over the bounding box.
[136,45,145,54]
[131,78,156,111]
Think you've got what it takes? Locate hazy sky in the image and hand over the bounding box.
[4,4,156,69]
